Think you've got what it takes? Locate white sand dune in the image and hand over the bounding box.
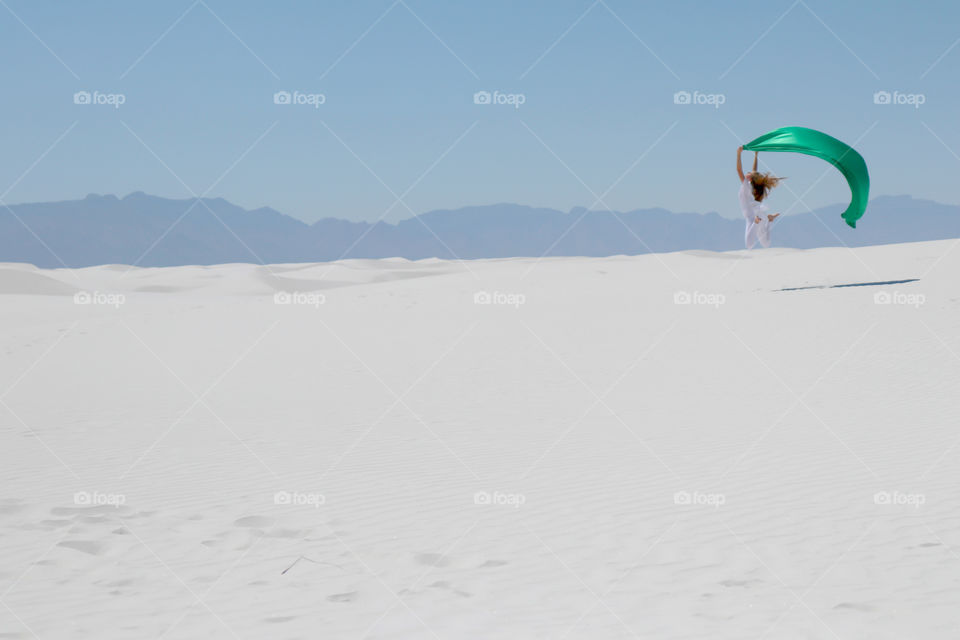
[1,239,958,638]
[0,267,79,296]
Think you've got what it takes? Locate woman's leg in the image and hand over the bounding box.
[745,221,758,249]
[757,218,771,248]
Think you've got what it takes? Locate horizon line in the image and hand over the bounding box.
[2,191,934,226]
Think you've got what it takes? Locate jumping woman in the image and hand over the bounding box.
[737,145,784,249]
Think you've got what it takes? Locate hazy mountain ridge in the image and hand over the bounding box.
[1,192,956,268]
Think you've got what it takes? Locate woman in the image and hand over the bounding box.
[736,145,783,249]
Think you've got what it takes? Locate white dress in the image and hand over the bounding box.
[739,178,771,249]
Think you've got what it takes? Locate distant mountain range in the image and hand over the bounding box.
[1,192,958,268]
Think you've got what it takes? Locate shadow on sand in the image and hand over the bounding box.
[777,278,920,292]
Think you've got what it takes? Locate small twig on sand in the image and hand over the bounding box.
[281,555,345,575]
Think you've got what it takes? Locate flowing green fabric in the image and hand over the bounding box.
[744,126,869,228]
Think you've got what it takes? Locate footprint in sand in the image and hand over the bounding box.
[78,514,110,524]
[0,501,27,517]
[234,516,273,528]
[414,553,450,568]
[326,592,358,603]
[264,527,309,539]
[102,579,134,588]
[427,581,472,598]
[265,615,297,623]
[58,540,106,555]
[50,505,133,518]
[719,579,762,588]
[479,559,508,568]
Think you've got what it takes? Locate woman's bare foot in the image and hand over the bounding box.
[767,213,780,222]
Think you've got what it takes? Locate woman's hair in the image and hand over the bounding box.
[750,172,785,201]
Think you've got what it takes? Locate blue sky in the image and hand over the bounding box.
[1,0,957,222]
